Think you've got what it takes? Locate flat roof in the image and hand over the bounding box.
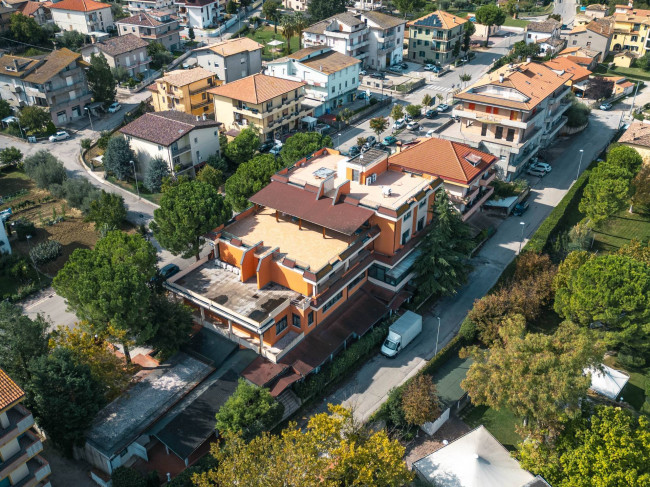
[86,352,213,458]
[226,207,353,270]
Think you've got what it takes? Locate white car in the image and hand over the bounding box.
[530,161,552,173]
[407,121,420,131]
[437,104,450,112]
[359,69,367,76]
[424,64,436,71]
[425,129,435,138]
[49,130,70,142]
[393,119,406,130]
[108,102,122,113]
[269,145,282,155]
[599,102,613,111]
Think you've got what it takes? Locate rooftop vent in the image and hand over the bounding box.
[499,73,504,83]
[464,153,482,167]
[313,167,335,179]
[382,186,392,197]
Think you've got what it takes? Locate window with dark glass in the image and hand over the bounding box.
[292,314,301,328]
[308,311,314,326]
[506,128,515,142]
[323,291,343,314]
[276,316,287,335]
[347,273,365,292]
[495,126,503,139]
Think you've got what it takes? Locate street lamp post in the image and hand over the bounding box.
[130,160,140,199]
[518,221,525,254]
[434,316,441,356]
[84,107,94,132]
[577,149,584,181]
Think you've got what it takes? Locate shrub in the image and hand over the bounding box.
[96,131,112,151]
[60,178,102,213]
[459,316,477,341]
[401,375,441,426]
[29,240,62,265]
[143,157,169,193]
[13,218,35,241]
[23,151,67,189]
[111,466,146,487]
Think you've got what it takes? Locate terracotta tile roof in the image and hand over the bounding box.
[159,67,215,87]
[304,12,365,34]
[209,73,305,105]
[0,55,42,78]
[24,48,82,84]
[116,10,178,27]
[97,34,148,57]
[120,110,220,146]
[199,37,264,57]
[0,367,25,411]
[388,137,496,185]
[543,57,592,82]
[18,1,44,16]
[456,61,573,111]
[615,50,636,58]
[568,24,587,34]
[49,0,110,11]
[558,46,600,59]
[409,10,468,30]
[290,48,360,74]
[586,18,614,36]
[586,3,608,11]
[361,10,406,29]
[619,120,650,147]
[526,19,560,33]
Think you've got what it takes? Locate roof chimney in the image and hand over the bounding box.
[499,73,504,83]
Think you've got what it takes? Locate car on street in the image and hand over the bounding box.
[159,263,180,280]
[49,130,70,142]
[370,72,386,79]
[108,102,122,113]
[259,140,275,152]
[390,65,403,72]
[599,102,613,110]
[359,69,367,76]
[394,62,408,69]
[527,167,546,177]
[365,135,377,146]
[423,64,437,71]
[404,114,413,122]
[437,104,450,112]
[357,91,372,100]
[393,119,406,129]
[529,161,552,173]
[425,109,437,119]
[382,135,397,145]
[407,121,419,131]
[425,129,435,138]
[269,145,283,155]
[348,145,360,157]
[512,201,529,216]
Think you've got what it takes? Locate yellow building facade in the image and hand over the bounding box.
[610,4,650,56]
[149,67,221,117]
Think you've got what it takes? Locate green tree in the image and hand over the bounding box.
[188,27,195,40]
[224,128,261,166]
[0,146,22,166]
[19,106,50,132]
[196,164,224,189]
[461,318,602,434]
[262,0,281,34]
[632,163,650,211]
[579,163,633,223]
[151,180,232,260]
[143,157,169,193]
[0,302,49,387]
[566,99,591,128]
[281,14,296,54]
[369,117,388,138]
[226,0,237,15]
[421,94,433,107]
[405,104,422,118]
[293,12,308,49]
[401,374,440,426]
[87,53,116,106]
[280,132,332,166]
[146,295,193,358]
[103,136,135,181]
[225,154,283,211]
[53,231,158,363]
[452,40,461,58]
[85,190,127,234]
[462,21,476,53]
[23,150,67,189]
[215,379,284,440]
[111,467,146,487]
[392,0,426,18]
[58,30,87,51]
[585,77,614,101]
[390,103,404,121]
[80,138,92,151]
[10,13,46,44]
[0,99,13,120]
[147,41,174,70]
[308,0,346,23]
[475,4,506,47]
[414,191,474,298]
[459,72,472,87]
[607,145,643,174]
[28,347,105,455]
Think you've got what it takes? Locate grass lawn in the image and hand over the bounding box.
[106,176,162,206]
[603,356,648,412]
[606,65,650,81]
[461,404,521,450]
[247,27,300,60]
[592,208,650,252]
[503,16,530,28]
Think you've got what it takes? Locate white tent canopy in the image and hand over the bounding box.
[585,364,629,400]
[267,40,284,46]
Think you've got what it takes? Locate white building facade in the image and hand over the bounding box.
[50,0,114,34]
[361,11,406,70]
[303,12,370,66]
[174,0,221,30]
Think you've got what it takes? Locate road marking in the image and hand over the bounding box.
[24,293,55,309]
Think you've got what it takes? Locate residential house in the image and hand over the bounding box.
[0,367,52,487]
[604,75,636,95]
[438,62,573,180]
[174,0,221,30]
[49,0,114,34]
[283,0,307,12]
[407,11,468,65]
[81,34,150,78]
[116,10,181,51]
[188,37,263,82]
[619,119,650,161]
[610,4,650,54]
[0,5,15,34]
[165,146,444,397]
[125,0,174,15]
[525,18,561,45]
[387,137,497,221]
[585,3,609,19]
[544,56,592,95]
[564,18,613,61]
[556,46,600,70]
[149,67,220,117]
[354,0,382,10]
[209,73,310,142]
[536,36,567,55]
[266,46,360,116]
[0,214,10,254]
[120,110,221,177]
[361,10,406,70]
[0,48,92,125]
[15,1,51,25]
[613,49,636,66]
[303,12,370,67]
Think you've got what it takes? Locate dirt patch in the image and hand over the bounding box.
[404,415,471,468]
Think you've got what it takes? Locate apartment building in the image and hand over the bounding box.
[388,138,497,221]
[0,368,52,487]
[49,0,114,34]
[209,73,310,142]
[149,67,220,117]
[165,146,443,396]
[116,10,181,51]
[564,18,613,61]
[303,12,370,66]
[362,10,406,70]
[283,0,307,12]
[0,49,92,125]
[189,37,263,83]
[174,0,221,30]
[407,11,468,65]
[439,62,573,180]
[354,0,382,10]
[81,34,150,78]
[610,3,650,54]
[544,56,592,94]
[125,0,174,15]
[120,110,221,178]
[266,46,360,116]
[525,19,561,45]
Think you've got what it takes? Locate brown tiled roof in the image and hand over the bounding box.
[526,19,560,33]
[304,12,365,34]
[159,67,215,87]
[248,180,374,236]
[18,1,43,16]
[24,48,82,84]
[361,10,406,29]
[200,37,264,57]
[298,49,360,74]
[543,57,592,82]
[586,18,614,36]
[0,367,25,411]
[586,3,608,11]
[117,11,178,26]
[209,73,305,105]
[120,111,220,146]
[388,137,496,185]
[49,0,110,11]
[97,34,148,57]
[456,62,574,111]
[618,121,650,148]
[0,55,41,78]
[408,10,468,30]
[558,46,600,58]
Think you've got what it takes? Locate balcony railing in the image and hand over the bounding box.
[0,405,34,448]
[479,169,496,187]
[189,84,214,95]
[191,99,212,109]
[171,144,191,156]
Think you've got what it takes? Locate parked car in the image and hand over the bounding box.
[108,102,122,113]
[393,119,406,129]
[397,62,408,69]
[600,102,613,110]
[407,121,420,131]
[269,145,282,155]
[365,135,377,146]
[259,140,275,152]
[357,91,371,100]
[437,104,450,112]
[370,72,386,79]
[159,263,180,280]
[529,161,552,173]
[361,143,372,152]
[425,129,435,138]
[527,167,546,177]
[424,64,436,71]
[348,145,360,157]
[382,135,397,145]
[390,65,403,72]
[359,69,367,76]
[425,109,437,119]
[512,201,529,216]
[49,130,70,142]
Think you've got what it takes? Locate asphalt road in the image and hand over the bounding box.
[554,0,578,27]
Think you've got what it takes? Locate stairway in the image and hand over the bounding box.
[277,389,302,421]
